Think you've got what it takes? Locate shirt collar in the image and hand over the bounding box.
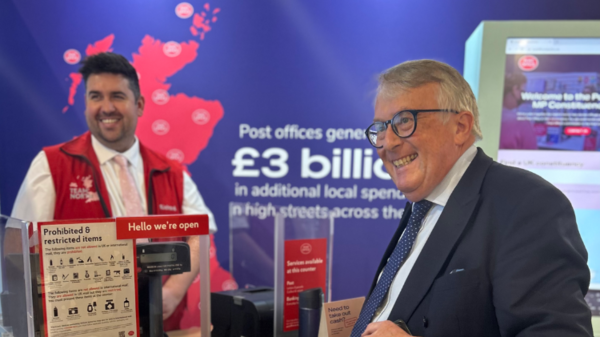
[91,135,142,170]
[424,145,477,207]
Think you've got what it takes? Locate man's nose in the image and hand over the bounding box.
[100,98,116,113]
[382,124,402,149]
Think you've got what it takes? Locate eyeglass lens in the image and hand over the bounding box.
[367,111,415,147]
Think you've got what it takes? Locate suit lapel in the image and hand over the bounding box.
[368,201,412,295]
[388,148,493,322]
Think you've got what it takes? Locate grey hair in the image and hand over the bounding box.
[377,59,482,140]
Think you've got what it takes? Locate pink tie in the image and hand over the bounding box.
[114,155,144,216]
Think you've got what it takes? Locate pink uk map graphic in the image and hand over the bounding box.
[62,2,223,166]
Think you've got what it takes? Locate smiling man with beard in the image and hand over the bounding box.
[8,52,235,331]
[350,60,592,337]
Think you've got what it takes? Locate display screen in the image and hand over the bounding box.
[500,38,600,289]
[140,252,177,263]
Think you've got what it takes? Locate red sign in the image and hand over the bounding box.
[115,214,209,240]
[283,238,327,332]
[518,55,539,71]
[564,126,591,136]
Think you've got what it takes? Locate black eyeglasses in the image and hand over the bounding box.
[365,109,458,148]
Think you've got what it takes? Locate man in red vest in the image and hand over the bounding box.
[8,52,236,330]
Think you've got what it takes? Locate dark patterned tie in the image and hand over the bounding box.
[350,200,433,337]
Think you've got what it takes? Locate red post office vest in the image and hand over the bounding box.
[44,131,188,330]
[44,131,184,220]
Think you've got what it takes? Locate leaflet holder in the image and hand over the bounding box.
[228,202,334,337]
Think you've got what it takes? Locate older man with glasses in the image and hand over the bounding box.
[352,60,592,337]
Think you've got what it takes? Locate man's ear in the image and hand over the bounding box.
[454,111,474,145]
[137,95,145,117]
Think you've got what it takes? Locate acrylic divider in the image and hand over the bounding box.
[0,215,37,337]
[199,234,211,337]
[229,202,334,337]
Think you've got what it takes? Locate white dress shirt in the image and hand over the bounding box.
[373,145,477,322]
[10,135,217,233]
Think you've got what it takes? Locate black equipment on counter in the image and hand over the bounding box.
[211,287,274,337]
[137,242,191,337]
[298,288,323,337]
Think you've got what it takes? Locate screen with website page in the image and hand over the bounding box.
[500,38,600,292]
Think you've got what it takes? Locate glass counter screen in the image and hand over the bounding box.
[140,252,177,263]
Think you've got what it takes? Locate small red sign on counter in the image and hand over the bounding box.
[283,238,327,332]
[116,214,209,240]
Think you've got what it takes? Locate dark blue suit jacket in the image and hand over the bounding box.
[369,148,592,336]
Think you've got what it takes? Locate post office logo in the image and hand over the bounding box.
[163,41,182,58]
[166,149,185,163]
[64,49,81,65]
[300,243,312,255]
[518,55,539,71]
[152,119,170,135]
[222,279,238,291]
[175,2,194,19]
[69,175,99,203]
[192,109,211,125]
[152,89,170,105]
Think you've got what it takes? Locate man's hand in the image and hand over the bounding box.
[361,320,415,337]
[162,285,184,320]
